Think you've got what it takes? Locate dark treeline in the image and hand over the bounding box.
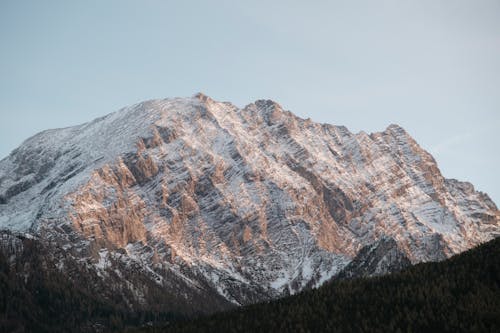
[1,236,499,333]
[135,237,500,333]
[0,237,181,333]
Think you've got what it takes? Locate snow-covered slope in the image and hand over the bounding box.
[0,93,498,308]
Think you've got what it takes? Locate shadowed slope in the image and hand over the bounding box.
[139,236,500,333]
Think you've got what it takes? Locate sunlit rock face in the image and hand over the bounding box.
[0,93,498,309]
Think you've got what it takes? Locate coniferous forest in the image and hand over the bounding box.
[135,236,500,333]
[1,236,499,333]
[0,237,181,333]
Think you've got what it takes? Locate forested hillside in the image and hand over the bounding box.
[2,235,499,333]
[137,237,500,333]
[0,235,181,333]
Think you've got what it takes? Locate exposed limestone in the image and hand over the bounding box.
[0,94,498,309]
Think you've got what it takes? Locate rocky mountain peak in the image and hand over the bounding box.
[193,92,222,108]
[253,99,282,111]
[0,94,498,310]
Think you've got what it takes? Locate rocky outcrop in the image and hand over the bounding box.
[336,237,411,279]
[0,93,498,310]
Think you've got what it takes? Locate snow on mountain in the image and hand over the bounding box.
[0,93,498,308]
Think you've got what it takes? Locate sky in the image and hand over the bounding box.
[0,0,499,204]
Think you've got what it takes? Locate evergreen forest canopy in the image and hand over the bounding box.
[1,235,499,333]
[135,236,500,333]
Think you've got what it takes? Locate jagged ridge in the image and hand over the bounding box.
[0,93,498,309]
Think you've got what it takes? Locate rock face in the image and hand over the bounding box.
[336,237,411,279]
[0,93,498,310]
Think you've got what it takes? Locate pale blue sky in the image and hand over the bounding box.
[1,0,499,204]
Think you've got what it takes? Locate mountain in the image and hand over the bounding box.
[0,93,498,313]
[144,234,500,333]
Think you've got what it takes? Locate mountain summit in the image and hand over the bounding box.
[0,94,498,309]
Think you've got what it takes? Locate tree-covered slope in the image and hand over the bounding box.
[1,234,499,332]
[0,234,184,333]
[139,236,500,333]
